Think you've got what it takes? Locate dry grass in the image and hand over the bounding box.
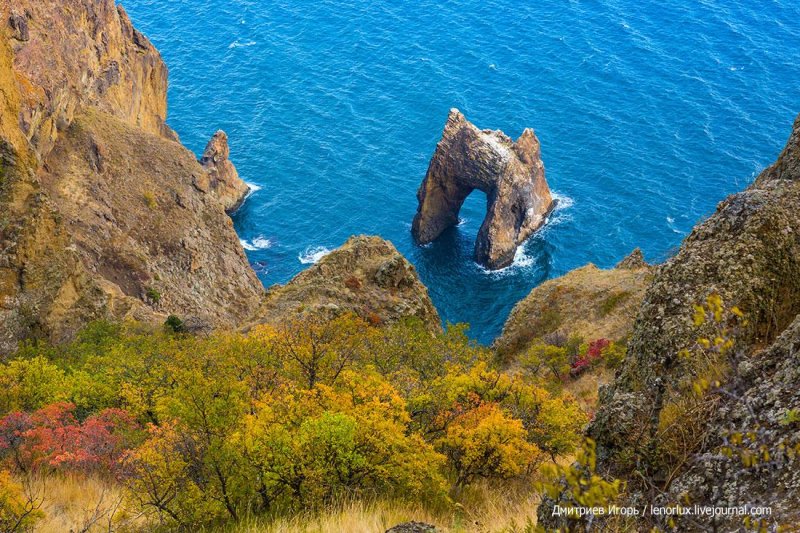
[562,366,615,416]
[28,474,147,533]
[227,481,540,533]
[23,474,542,533]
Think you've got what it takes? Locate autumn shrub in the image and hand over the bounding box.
[538,438,623,529]
[0,403,138,476]
[1,316,589,529]
[520,342,570,380]
[0,357,65,414]
[239,371,448,512]
[437,402,539,487]
[0,470,42,532]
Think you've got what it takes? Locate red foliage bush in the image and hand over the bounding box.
[0,402,137,475]
[586,338,611,359]
[570,338,611,376]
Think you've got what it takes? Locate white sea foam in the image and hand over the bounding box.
[551,191,574,210]
[240,236,272,251]
[299,246,331,264]
[252,237,272,249]
[242,182,262,203]
[229,40,257,49]
[476,191,573,277]
[477,245,536,277]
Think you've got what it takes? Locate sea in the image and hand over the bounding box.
[123,0,800,344]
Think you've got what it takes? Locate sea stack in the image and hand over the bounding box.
[411,109,554,270]
[199,130,251,213]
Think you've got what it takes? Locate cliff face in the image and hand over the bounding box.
[540,115,800,528]
[0,1,263,352]
[4,0,172,157]
[252,236,441,332]
[412,109,554,270]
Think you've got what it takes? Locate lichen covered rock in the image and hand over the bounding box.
[252,236,441,332]
[540,113,800,529]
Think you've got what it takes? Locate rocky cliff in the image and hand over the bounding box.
[0,1,449,354]
[412,109,554,270]
[0,0,262,352]
[540,114,800,529]
[251,236,441,332]
[495,249,653,360]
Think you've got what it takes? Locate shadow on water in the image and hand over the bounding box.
[411,222,555,345]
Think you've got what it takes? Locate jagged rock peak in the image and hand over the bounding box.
[615,247,649,269]
[1,0,175,156]
[198,130,250,213]
[754,112,800,185]
[411,108,554,270]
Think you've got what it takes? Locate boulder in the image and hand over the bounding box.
[412,109,554,270]
[385,522,437,533]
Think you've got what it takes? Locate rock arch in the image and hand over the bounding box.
[411,109,554,270]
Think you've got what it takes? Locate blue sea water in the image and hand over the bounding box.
[123,0,800,344]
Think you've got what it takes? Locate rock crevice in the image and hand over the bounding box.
[411,109,554,269]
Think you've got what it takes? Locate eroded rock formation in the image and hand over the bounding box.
[411,109,554,269]
[198,130,250,213]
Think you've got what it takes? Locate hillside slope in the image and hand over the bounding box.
[540,114,800,530]
[0,0,264,352]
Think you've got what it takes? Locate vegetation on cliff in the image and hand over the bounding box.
[0,317,585,531]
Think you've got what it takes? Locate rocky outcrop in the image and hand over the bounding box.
[198,131,250,213]
[754,113,800,185]
[495,256,653,360]
[38,108,264,330]
[251,236,441,332]
[661,315,800,529]
[615,247,648,270]
[0,1,264,352]
[412,109,554,270]
[540,113,800,529]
